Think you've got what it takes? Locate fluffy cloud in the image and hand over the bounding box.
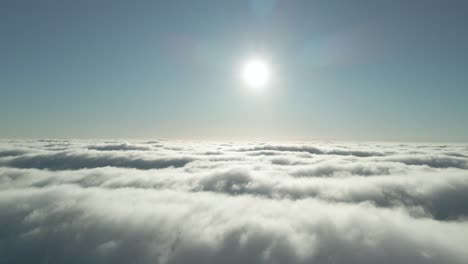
[237,144,386,157]
[1,140,468,263]
[87,143,152,151]
[0,151,195,170]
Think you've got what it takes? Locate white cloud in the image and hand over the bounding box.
[1,140,468,263]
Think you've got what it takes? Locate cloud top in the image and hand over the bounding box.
[1,139,468,263]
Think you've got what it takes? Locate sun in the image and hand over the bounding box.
[241,58,271,89]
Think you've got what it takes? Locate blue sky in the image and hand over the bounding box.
[1,0,467,141]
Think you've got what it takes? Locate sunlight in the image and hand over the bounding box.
[241,58,271,90]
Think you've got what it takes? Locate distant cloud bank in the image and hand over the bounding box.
[1,139,468,263]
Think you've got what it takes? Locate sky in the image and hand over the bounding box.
[1,0,468,141]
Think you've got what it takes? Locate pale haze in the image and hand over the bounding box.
[1,0,467,141]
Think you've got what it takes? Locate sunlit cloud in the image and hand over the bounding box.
[1,140,468,263]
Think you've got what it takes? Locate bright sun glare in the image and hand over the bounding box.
[241,59,271,90]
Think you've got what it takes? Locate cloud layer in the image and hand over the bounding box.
[1,139,468,263]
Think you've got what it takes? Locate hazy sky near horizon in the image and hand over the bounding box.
[1,0,467,141]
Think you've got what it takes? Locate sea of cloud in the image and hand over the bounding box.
[1,139,468,263]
